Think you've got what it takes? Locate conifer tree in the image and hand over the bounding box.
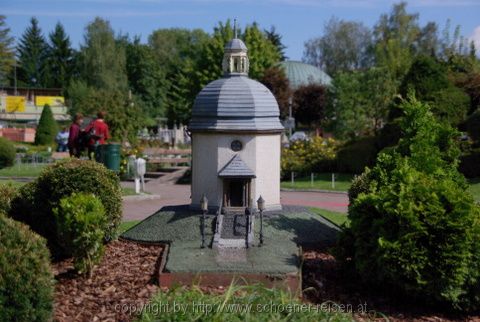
[46,22,73,88]
[17,17,48,87]
[0,15,15,86]
[35,104,58,145]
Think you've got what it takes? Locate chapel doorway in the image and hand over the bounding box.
[223,179,251,208]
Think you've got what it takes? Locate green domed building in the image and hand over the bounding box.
[278,61,332,90]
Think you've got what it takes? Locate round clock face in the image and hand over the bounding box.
[230,140,243,152]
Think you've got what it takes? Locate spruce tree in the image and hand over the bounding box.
[0,15,15,86]
[17,17,48,88]
[35,104,58,145]
[46,22,73,88]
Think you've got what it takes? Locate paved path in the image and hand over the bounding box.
[122,170,349,222]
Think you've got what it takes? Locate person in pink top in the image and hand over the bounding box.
[85,111,110,159]
[68,113,84,157]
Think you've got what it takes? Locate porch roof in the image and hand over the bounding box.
[218,154,255,178]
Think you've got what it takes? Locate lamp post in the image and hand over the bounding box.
[200,194,208,248]
[257,196,265,246]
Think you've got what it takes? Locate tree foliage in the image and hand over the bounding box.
[292,84,327,127]
[45,22,73,88]
[303,17,373,76]
[0,15,15,86]
[17,17,48,87]
[339,96,480,311]
[327,68,397,139]
[34,104,58,145]
[260,66,292,118]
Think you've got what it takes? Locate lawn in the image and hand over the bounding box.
[281,173,354,192]
[468,178,480,202]
[310,207,349,228]
[119,220,140,234]
[0,164,48,177]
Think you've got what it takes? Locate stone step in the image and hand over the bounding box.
[220,214,248,239]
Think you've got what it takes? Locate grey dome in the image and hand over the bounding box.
[278,61,332,90]
[225,38,247,51]
[189,75,284,132]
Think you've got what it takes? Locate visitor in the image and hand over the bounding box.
[84,111,110,160]
[68,113,84,157]
[55,127,69,152]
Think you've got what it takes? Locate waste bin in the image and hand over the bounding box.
[97,143,121,172]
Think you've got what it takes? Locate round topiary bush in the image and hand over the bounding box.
[336,137,378,174]
[0,137,15,169]
[338,97,480,311]
[0,183,18,214]
[0,214,54,321]
[9,159,122,257]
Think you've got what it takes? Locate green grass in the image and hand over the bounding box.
[0,180,26,188]
[139,283,354,322]
[309,208,349,228]
[119,220,140,234]
[0,164,48,177]
[281,173,354,192]
[121,187,137,196]
[468,178,480,202]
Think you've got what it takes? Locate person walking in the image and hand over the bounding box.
[68,113,84,157]
[55,127,69,152]
[85,111,110,160]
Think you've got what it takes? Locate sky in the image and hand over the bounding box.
[3,0,480,60]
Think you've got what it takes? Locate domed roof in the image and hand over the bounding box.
[189,75,283,132]
[278,61,332,90]
[189,36,283,133]
[225,38,247,51]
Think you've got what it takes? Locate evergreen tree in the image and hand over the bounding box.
[46,22,73,88]
[0,15,15,86]
[17,17,48,88]
[264,26,287,61]
[35,104,58,145]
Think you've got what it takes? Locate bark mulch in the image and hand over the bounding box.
[302,246,478,322]
[52,240,164,322]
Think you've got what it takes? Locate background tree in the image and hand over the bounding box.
[327,68,396,140]
[400,55,470,125]
[45,22,73,89]
[260,66,292,118]
[292,84,327,128]
[0,15,15,86]
[17,17,48,87]
[78,17,128,91]
[303,17,373,76]
[125,37,166,122]
[264,26,287,61]
[373,2,421,79]
[35,104,58,145]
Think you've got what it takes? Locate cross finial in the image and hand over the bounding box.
[234,18,237,38]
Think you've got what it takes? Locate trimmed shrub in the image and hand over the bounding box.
[338,96,480,311]
[34,104,58,145]
[0,214,54,321]
[336,137,377,174]
[54,193,106,275]
[0,183,17,214]
[9,159,122,257]
[0,137,15,169]
[281,137,339,175]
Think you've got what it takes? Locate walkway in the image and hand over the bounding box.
[122,170,349,222]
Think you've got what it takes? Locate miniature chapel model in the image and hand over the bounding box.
[189,29,284,211]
